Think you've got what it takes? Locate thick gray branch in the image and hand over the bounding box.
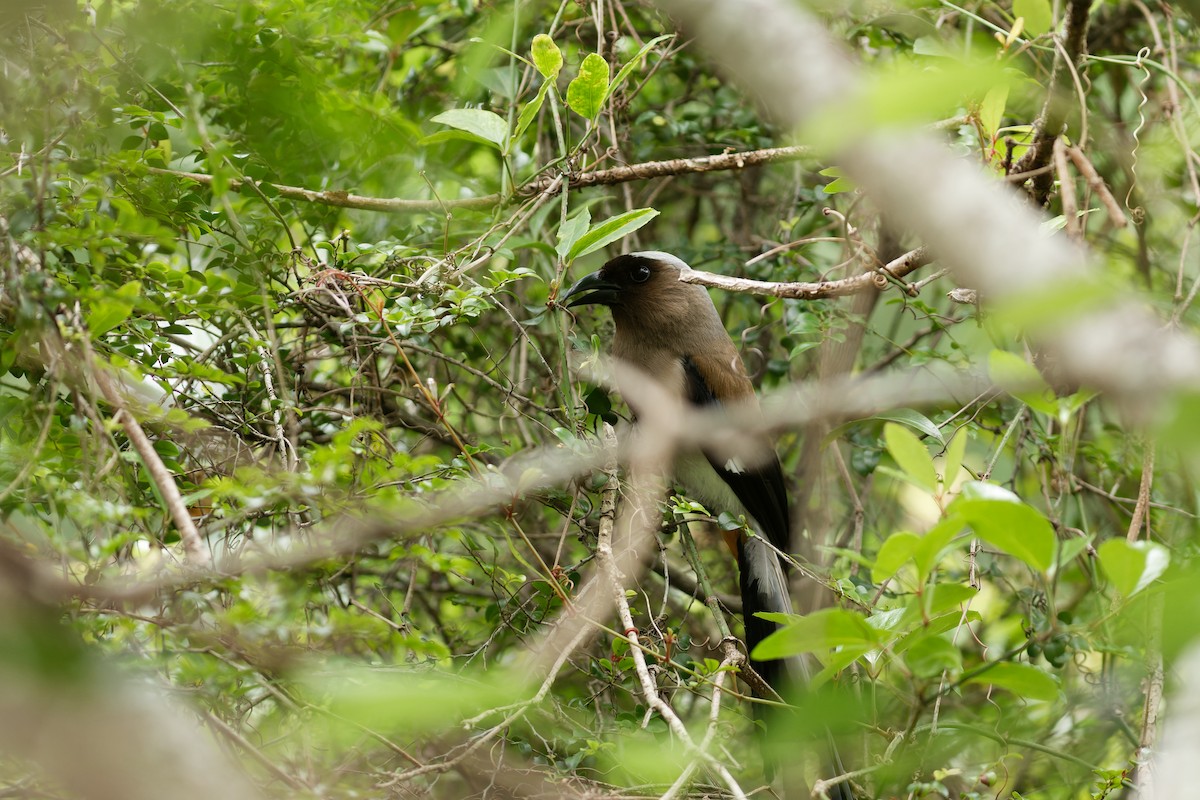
[653,0,1200,399]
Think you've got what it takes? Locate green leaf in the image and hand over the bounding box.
[1013,0,1053,35]
[607,34,673,101]
[873,516,965,585]
[430,108,509,149]
[942,427,967,487]
[566,53,610,120]
[884,422,939,492]
[809,643,874,688]
[752,608,878,660]
[904,635,962,677]
[567,208,659,263]
[1054,535,1093,573]
[823,408,941,448]
[530,34,563,79]
[895,608,981,652]
[556,209,591,261]
[514,78,554,143]
[912,515,965,580]
[876,409,943,444]
[819,166,855,194]
[966,662,1059,702]
[87,281,141,337]
[953,482,1056,571]
[872,531,920,583]
[1098,539,1169,598]
[978,85,1008,138]
[987,349,1057,416]
[419,129,502,149]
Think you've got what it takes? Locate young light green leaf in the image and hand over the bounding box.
[912,514,965,580]
[966,662,1059,702]
[819,166,856,194]
[884,422,939,492]
[430,108,509,149]
[566,53,610,120]
[514,78,554,142]
[567,208,658,263]
[942,427,967,488]
[953,485,1056,571]
[87,281,141,337]
[1098,539,1169,598]
[555,209,591,261]
[1013,0,1053,36]
[531,34,563,79]
[872,531,921,583]
[607,34,673,101]
[752,608,878,660]
[978,85,1008,138]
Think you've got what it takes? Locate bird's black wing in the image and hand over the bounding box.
[681,355,791,554]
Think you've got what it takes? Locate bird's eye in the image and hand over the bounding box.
[631,265,651,284]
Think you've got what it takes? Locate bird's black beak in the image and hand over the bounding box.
[560,270,620,308]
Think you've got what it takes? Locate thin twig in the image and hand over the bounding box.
[200,709,315,794]
[1054,139,1081,240]
[90,357,211,566]
[145,144,812,214]
[1126,440,1155,542]
[1065,146,1128,228]
[594,425,747,800]
[679,247,932,300]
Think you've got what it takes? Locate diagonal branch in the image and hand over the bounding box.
[1010,0,1094,205]
[678,246,931,300]
[90,358,212,567]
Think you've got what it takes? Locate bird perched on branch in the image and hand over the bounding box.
[561,251,793,688]
[561,251,851,795]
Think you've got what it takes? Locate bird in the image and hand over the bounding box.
[561,251,852,797]
[560,250,794,692]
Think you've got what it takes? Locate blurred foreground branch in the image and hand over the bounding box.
[654,0,1200,402]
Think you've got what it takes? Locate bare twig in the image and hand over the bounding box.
[1054,139,1081,240]
[593,424,747,799]
[1065,146,1128,228]
[91,361,212,566]
[200,710,315,794]
[678,246,932,300]
[1136,593,1165,796]
[1126,440,1156,542]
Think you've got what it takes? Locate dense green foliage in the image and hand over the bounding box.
[2,1,1199,798]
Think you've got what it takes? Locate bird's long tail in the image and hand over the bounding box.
[737,534,855,799]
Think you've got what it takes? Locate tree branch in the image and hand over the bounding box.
[146,145,812,214]
[91,363,212,567]
[1011,0,1094,205]
[678,246,931,300]
[650,0,1200,400]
